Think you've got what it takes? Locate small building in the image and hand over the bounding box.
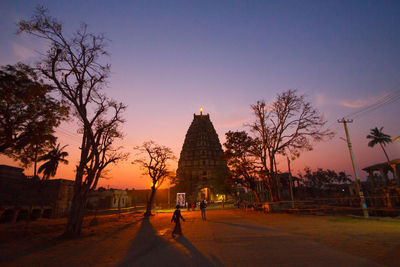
[41,179,74,217]
[87,188,132,210]
[0,164,74,221]
[132,188,173,208]
[362,159,400,188]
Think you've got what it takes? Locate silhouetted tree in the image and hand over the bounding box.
[224,131,261,203]
[249,90,334,201]
[298,167,351,197]
[367,127,392,162]
[134,141,176,217]
[0,63,68,172]
[38,143,69,180]
[18,7,127,237]
[19,126,57,178]
[300,168,351,188]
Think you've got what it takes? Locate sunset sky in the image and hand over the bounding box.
[1,0,399,189]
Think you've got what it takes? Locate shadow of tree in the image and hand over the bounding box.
[118,217,219,266]
[175,235,218,267]
[209,220,280,232]
[0,219,141,264]
[99,219,141,241]
[0,236,64,263]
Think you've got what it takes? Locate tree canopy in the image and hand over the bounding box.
[367,127,392,162]
[299,167,351,190]
[38,143,69,180]
[0,63,69,166]
[223,90,334,201]
[224,130,261,202]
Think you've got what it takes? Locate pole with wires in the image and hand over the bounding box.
[338,118,369,218]
[287,157,295,209]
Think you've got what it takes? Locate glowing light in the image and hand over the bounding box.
[200,107,203,115]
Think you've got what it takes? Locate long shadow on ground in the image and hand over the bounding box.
[118,217,217,267]
[0,218,142,264]
[175,235,219,267]
[100,219,141,241]
[0,237,64,263]
[209,220,280,232]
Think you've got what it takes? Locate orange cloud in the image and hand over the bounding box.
[338,93,389,108]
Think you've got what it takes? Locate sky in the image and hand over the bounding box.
[1,0,400,189]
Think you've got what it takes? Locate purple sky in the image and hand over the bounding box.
[1,0,399,189]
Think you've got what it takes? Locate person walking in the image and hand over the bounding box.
[171,205,185,238]
[200,200,207,221]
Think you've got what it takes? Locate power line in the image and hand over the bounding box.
[56,126,82,145]
[352,94,400,119]
[343,87,400,120]
[325,86,400,131]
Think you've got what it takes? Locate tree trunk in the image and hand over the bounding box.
[34,145,38,177]
[253,190,261,203]
[63,188,86,238]
[380,143,390,162]
[273,157,281,201]
[269,157,278,202]
[264,178,273,202]
[144,187,157,217]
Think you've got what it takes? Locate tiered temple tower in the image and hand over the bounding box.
[176,110,229,201]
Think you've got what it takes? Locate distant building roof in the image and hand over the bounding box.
[0,164,25,180]
[362,158,400,172]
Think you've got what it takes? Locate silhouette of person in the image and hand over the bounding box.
[200,200,207,221]
[171,205,185,238]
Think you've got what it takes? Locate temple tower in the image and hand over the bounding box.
[176,110,229,202]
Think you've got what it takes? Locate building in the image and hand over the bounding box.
[362,159,400,188]
[87,188,133,210]
[131,188,175,208]
[86,187,176,210]
[0,164,74,221]
[176,111,229,202]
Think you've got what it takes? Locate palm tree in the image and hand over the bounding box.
[38,143,69,180]
[366,127,392,162]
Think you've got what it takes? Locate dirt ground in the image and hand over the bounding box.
[0,209,399,266]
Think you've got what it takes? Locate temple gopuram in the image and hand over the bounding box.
[176,109,229,202]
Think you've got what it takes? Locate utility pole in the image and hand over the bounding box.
[338,118,369,218]
[168,186,170,208]
[287,157,295,209]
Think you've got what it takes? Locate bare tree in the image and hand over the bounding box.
[134,141,176,217]
[250,90,334,201]
[18,7,127,237]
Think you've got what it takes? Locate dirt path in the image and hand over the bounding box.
[1,210,399,266]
